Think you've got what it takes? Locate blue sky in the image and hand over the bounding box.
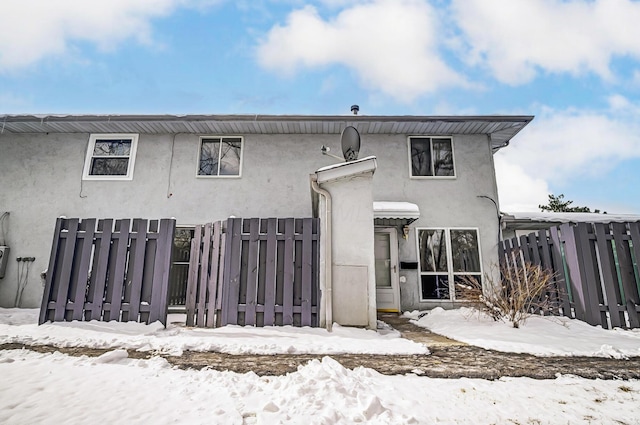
[1,0,640,213]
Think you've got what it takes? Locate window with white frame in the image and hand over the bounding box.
[83,134,139,180]
[416,228,481,301]
[409,137,455,177]
[198,137,243,177]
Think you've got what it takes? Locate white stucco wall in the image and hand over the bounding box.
[0,131,501,310]
[316,158,377,329]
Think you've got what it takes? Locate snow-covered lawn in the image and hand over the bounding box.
[407,307,640,359]
[1,307,639,424]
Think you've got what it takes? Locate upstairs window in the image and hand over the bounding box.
[409,137,455,177]
[83,134,138,180]
[198,137,243,177]
[417,228,482,301]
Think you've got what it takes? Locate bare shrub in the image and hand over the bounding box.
[456,262,557,328]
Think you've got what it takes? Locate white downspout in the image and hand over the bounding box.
[310,175,333,331]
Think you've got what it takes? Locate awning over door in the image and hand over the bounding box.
[373,202,420,227]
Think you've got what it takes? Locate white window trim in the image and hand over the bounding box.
[407,136,456,179]
[82,133,139,181]
[415,227,483,302]
[196,136,244,179]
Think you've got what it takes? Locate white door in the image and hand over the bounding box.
[374,229,400,312]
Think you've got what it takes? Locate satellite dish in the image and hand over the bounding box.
[341,126,360,161]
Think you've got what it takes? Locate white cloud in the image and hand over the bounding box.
[495,96,640,210]
[494,157,550,212]
[0,0,219,72]
[256,0,467,102]
[452,0,640,84]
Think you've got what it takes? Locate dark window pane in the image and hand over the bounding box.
[199,139,220,176]
[90,158,130,175]
[432,139,454,176]
[418,229,448,272]
[454,274,482,299]
[411,138,433,176]
[451,229,481,273]
[172,228,194,262]
[219,139,241,176]
[421,274,449,299]
[93,140,131,156]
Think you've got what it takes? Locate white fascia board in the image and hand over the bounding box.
[315,156,377,184]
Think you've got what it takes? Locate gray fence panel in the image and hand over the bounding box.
[40,218,175,326]
[501,221,640,329]
[263,218,278,326]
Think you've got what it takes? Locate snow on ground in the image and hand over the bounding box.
[406,307,640,359]
[1,307,640,424]
[1,349,639,425]
[0,309,428,356]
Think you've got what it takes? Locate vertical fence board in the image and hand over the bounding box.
[594,223,625,328]
[282,219,295,325]
[39,218,65,324]
[185,226,202,327]
[85,219,112,321]
[197,223,212,327]
[140,221,158,324]
[148,219,175,325]
[560,223,593,324]
[576,223,605,326]
[205,221,222,328]
[54,218,79,322]
[70,219,96,321]
[104,219,130,321]
[301,218,313,326]
[244,219,260,326]
[222,218,243,325]
[263,219,278,326]
[124,219,148,322]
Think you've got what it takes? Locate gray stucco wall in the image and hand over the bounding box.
[0,131,500,310]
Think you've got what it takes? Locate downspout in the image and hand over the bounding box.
[310,175,333,331]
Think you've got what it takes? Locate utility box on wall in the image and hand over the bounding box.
[0,246,9,279]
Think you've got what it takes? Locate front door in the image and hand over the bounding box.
[374,228,400,312]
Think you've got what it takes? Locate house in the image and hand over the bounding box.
[0,113,532,328]
[501,211,640,240]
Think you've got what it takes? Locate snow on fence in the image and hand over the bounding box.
[186,218,321,328]
[39,218,176,326]
[500,222,640,329]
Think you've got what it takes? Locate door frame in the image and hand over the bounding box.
[375,227,401,312]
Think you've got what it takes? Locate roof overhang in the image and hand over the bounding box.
[501,211,640,231]
[373,201,420,227]
[0,114,533,152]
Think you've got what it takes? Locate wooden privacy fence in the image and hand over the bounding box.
[185,217,321,328]
[40,218,176,326]
[500,222,640,329]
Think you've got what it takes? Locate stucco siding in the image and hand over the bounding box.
[1,131,500,310]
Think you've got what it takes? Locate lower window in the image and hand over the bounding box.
[417,228,482,301]
[168,227,194,307]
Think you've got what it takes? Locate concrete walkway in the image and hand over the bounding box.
[377,313,466,348]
